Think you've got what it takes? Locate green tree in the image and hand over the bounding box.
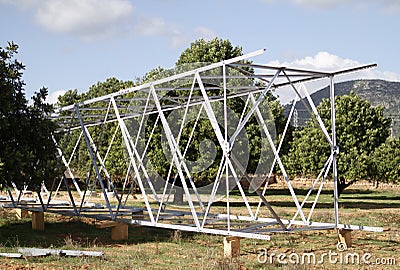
[57,78,135,184]
[285,93,391,195]
[144,38,247,191]
[57,89,80,106]
[176,38,243,65]
[56,38,288,193]
[145,38,288,190]
[371,137,400,186]
[0,42,59,190]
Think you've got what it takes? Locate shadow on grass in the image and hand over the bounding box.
[210,200,400,209]
[341,195,400,201]
[0,217,196,248]
[0,186,396,250]
[213,187,399,210]
[231,187,375,197]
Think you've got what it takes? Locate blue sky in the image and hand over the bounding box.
[1,0,400,103]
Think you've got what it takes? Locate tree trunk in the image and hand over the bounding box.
[173,187,184,205]
[337,176,357,197]
[374,180,379,189]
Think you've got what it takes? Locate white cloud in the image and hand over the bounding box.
[293,0,347,8]
[381,0,400,14]
[194,26,217,41]
[258,0,274,3]
[134,15,187,48]
[1,0,134,41]
[171,33,188,48]
[0,0,41,10]
[46,89,66,104]
[135,16,167,36]
[35,0,133,41]
[268,52,400,103]
[271,51,358,71]
[269,51,400,80]
[1,0,215,47]
[292,0,400,14]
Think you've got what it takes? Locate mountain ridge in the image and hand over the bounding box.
[283,79,400,137]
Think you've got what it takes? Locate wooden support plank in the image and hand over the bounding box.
[132,210,144,219]
[96,221,120,229]
[131,210,144,227]
[337,228,352,248]
[223,236,241,258]
[95,221,129,240]
[111,223,128,241]
[32,211,44,231]
[15,208,30,219]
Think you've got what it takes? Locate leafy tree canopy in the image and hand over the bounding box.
[145,38,247,185]
[176,38,243,65]
[0,42,59,189]
[372,137,400,185]
[144,38,289,185]
[284,93,391,195]
[56,38,289,188]
[56,78,135,183]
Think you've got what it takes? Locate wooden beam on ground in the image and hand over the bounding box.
[111,223,128,241]
[223,236,241,258]
[15,208,30,219]
[32,211,44,231]
[131,210,144,227]
[96,221,129,241]
[96,221,121,229]
[337,228,352,248]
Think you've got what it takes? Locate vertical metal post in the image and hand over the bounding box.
[223,64,230,231]
[390,118,394,138]
[330,76,339,227]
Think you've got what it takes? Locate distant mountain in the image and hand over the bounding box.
[284,79,400,137]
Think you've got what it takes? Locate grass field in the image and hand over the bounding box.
[0,181,399,269]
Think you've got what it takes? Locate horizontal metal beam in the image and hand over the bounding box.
[55,49,266,112]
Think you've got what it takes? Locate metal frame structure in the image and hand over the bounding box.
[2,49,383,240]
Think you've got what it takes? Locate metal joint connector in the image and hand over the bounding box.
[332,145,339,155]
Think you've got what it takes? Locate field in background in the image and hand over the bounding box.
[0,181,399,269]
